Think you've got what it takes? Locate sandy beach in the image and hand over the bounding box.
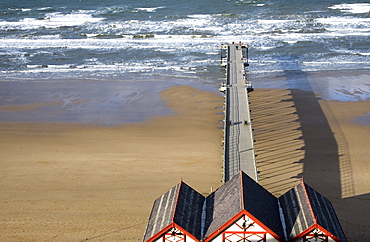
[0,84,224,241]
[1,70,369,241]
[250,70,370,241]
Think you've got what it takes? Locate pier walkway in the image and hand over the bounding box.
[222,43,258,182]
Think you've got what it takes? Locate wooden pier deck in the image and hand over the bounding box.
[222,43,258,182]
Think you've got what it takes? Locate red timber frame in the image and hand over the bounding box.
[146,223,199,242]
[303,228,328,242]
[162,226,187,242]
[204,211,284,242]
[292,224,342,242]
[222,214,266,242]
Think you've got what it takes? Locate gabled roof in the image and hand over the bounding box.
[144,173,347,242]
[143,181,205,242]
[173,181,205,238]
[204,171,285,240]
[279,181,347,242]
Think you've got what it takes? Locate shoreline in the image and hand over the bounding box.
[0,78,219,126]
[251,68,370,102]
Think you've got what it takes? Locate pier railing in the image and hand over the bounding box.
[220,43,258,183]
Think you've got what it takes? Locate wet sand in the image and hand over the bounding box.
[1,70,369,241]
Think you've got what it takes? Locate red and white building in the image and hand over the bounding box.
[143,182,204,242]
[279,181,346,242]
[143,172,346,242]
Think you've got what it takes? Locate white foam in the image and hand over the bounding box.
[85,33,100,38]
[37,7,52,11]
[0,12,104,30]
[256,46,276,50]
[114,15,225,36]
[329,3,370,14]
[65,13,370,43]
[174,17,211,27]
[1,5,370,79]
[24,64,131,73]
[303,61,369,65]
[44,12,104,26]
[284,40,298,44]
[257,19,296,24]
[188,14,212,19]
[316,17,370,24]
[134,6,165,12]
[0,35,219,57]
[305,17,370,35]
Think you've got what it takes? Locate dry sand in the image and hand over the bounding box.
[1,71,369,241]
[0,85,224,241]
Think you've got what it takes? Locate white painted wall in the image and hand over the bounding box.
[209,215,279,242]
[295,228,336,242]
[153,227,198,242]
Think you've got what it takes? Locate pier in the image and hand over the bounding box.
[144,42,347,242]
[221,43,258,182]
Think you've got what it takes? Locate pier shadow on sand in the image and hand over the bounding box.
[251,59,370,240]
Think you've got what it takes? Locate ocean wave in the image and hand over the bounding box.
[0,12,104,30]
[0,27,367,48]
[329,47,370,57]
[133,6,166,13]
[316,17,370,25]
[329,3,370,14]
[1,0,370,80]
[3,8,369,39]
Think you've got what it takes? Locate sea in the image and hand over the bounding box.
[0,0,369,124]
[1,0,370,80]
